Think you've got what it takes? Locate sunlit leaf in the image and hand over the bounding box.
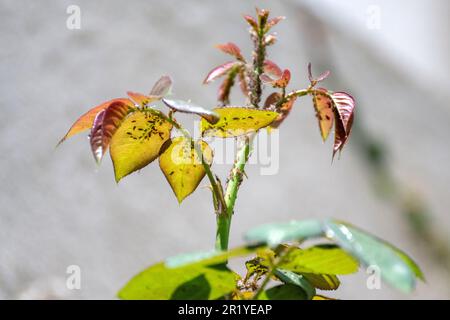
[279,245,359,275]
[274,269,316,299]
[266,16,285,30]
[90,101,131,163]
[215,42,244,61]
[118,262,236,300]
[312,88,334,141]
[263,60,282,78]
[331,92,355,157]
[109,110,172,182]
[243,15,258,31]
[258,284,307,300]
[58,98,134,145]
[149,75,173,97]
[324,220,422,292]
[244,219,323,247]
[203,61,241,84]
[238,69,249,97]
[162,99,219,124]
[301,273,340,290]
[127,91,160,107]
[200,107,278,138]
[159,137,213,203]
[271,96,297,128]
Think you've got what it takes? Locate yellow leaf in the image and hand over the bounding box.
[110,110,172,182]
[159,137,213,203]
[313,295,337,300]
[200,107,278,137]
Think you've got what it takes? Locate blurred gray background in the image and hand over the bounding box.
[0,0,449,299]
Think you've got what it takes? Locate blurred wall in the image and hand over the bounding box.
[0,0,449,299]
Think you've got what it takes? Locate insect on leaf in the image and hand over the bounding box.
[162,99,219,124]
[312,88,334,141]
[200,107,279,138]
[58,98,134,145]
[90,101,131,163]
[203,61,241,84]
[109,110,172,182]
[159,137,213,203]
[215,42,244,61]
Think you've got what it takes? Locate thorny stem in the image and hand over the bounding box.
[215,17,268,252]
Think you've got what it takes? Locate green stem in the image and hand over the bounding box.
[215,136,252,251]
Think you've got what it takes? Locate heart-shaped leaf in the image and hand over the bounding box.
[244,219,323,246]
[200,107,278,138]
[162,99,219,124]
[203,61,241,84]
[279,245,359,275]
[215,42,244,61]
[58,98,134,145]
[90,101,131,163]
[159,137,213,203]
[118,262,236,300]
[331,92,355,157]
[109,110,172,182]
[323,220,422,292]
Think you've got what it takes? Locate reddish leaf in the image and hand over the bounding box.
[243,15,258,30]
[216,42,244,61]
[90,101,131,163]
[58,98,134,145]
[238,69,249,97]
[272,69,291,88]
[271,96,297,128]
[308,63,331,84]
[149,75,173,97]
[312,88,334,141]
[203,61,240,84]
[331,92,355,158]
[218,76,235,105]
[264,34,277,46]
[266,16,285,29]
[263,60,283,78]
[127,91,160,107]
[264,92,282,109]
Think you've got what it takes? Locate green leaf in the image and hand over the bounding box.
[118,262,236,300]
[274,269,316,299]
[324,220,421,292]
[200,107,278,138]
[301,273,340,290]
[159,137,213,203]
[279,245,359,275]
[109,110,172,182]
[165,244,264,268]
[244,219,324,246]
[258,284,307,300]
